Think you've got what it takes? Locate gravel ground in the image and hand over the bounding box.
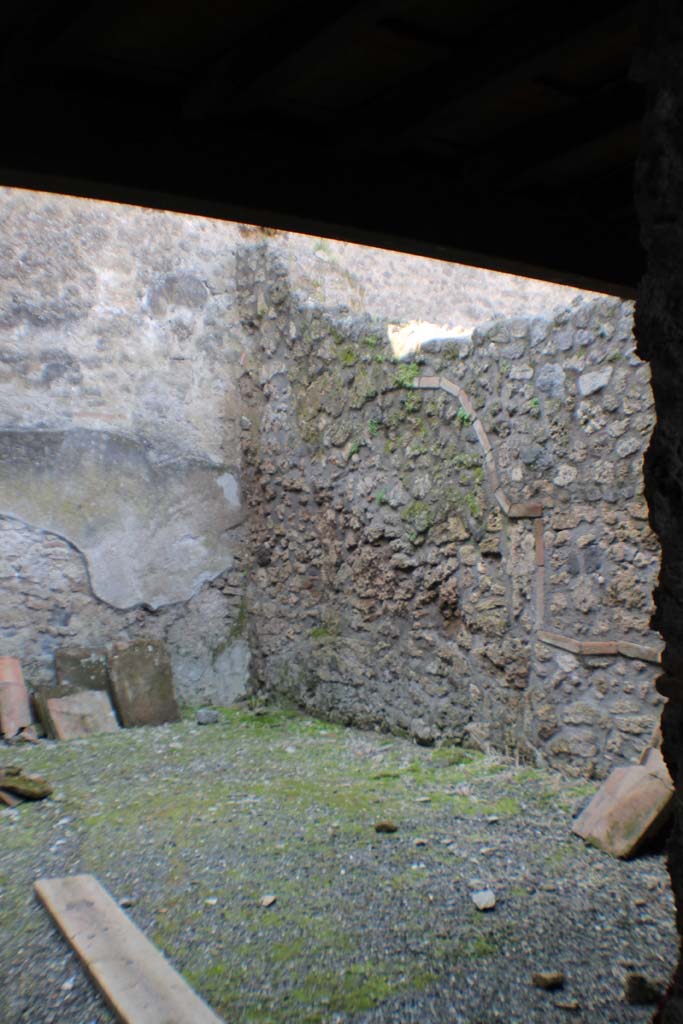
[0,706,676,1024]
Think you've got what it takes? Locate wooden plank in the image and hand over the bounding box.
[34,875,225,1024]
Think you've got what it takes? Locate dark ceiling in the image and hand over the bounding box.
[0,1,646,295]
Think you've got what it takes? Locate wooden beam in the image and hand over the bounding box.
[510,119,642,189]
[0,0,95,86]
[35,874,225,1024]
[334,0,638,148]
[182,0,380,119]
[456,80,643,191]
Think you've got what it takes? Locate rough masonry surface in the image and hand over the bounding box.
[0,188,662,776]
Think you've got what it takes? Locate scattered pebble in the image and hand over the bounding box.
[196,708,220,726]
[471,889,496,911]
[554,998,580,1012]
[413,837,428,847]
[532,971,565,991]
[205,897,218,906]
[623,972,662,1005]
[118,896,136,908]
[260,894,277,907]
[374,820,398,833]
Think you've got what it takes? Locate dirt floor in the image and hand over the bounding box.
[0,706,676,1023]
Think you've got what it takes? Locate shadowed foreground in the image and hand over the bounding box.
[0,707,675,1023]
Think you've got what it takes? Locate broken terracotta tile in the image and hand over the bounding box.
[0,657,34,739]
[39,690,120,741]
[580,640,619,656]
[641,747,671,787]
[572,763,673,859]
[618,641,663,664]
[537,631,582,654]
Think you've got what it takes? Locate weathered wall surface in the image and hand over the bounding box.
[0,186,585,704]
[0,189,252,700]
[0,188,662,777]
[241,244,662,777]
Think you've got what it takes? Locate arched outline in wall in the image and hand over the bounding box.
[413,375,662,668]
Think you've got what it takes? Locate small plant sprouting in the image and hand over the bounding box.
[368,418,380,436]
[310,623,339,640]
[375,489,388,505]
[456,406,472,426]
[394,362,421,389]
[464,491,482,519]
[530,396,540,409]
[349,440,361,457]
[340,346,357,366]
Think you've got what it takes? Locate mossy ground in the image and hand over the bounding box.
[0,706,675,1024]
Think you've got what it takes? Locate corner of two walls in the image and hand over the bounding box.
[241,244,662,778]
[0,195,661,777]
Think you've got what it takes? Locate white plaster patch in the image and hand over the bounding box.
[217,472,241,508]
[387,320,472,358]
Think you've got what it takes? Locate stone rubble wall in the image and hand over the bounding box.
[0,189,663,775]
[240,244,662,777]
[0,187,581,709]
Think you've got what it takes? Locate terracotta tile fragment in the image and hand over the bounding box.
[580,640,618,656]
[0,657,34,739]
[572,764,673,858]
